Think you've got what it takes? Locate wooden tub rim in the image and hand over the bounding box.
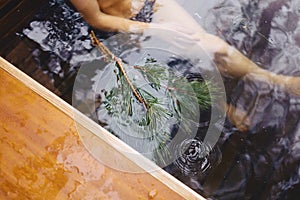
[0,56,206,200]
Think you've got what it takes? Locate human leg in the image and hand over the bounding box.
[150,0,300,95]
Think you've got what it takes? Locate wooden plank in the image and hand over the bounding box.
[0,0,17,14]
[0,0,47,49]
[0,0,38,37]
[0,57,206,199]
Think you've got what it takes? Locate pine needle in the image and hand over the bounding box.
[90,30,219,164]
[90,30,147,106]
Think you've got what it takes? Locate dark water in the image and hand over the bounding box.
[1,0,300,199]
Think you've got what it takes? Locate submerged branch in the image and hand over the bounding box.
[90,31,147,106]
[90,30,114,61]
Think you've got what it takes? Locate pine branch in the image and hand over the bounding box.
[91,31,218,165]
[90,30,148,106]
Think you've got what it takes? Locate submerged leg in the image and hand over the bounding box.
[152,0,205,34]
[151,0,300,95]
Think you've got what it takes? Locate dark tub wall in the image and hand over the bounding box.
[0,0,69,98]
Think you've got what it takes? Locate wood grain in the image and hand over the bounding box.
[0,57,205,199]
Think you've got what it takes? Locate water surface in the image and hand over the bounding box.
[1,0,300,199]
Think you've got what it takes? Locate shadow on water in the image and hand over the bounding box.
[1,0,300,199]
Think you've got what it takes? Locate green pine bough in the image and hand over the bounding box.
[90,31,219,165]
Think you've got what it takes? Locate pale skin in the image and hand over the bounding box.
[71,0,300,130]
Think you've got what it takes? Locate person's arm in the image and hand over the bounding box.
[70,0,148,32]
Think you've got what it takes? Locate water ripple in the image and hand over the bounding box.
[174,139,221,176]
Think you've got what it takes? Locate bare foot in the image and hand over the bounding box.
[222,102,251,132]
[285,76,300,96]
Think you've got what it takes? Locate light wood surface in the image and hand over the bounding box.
[0,57,205,199]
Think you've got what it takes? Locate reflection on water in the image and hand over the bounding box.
[13,0,300,199]
[202,0,300,199]
[72,42,220,169]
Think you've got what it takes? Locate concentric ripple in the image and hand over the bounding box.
[175,139,221,175]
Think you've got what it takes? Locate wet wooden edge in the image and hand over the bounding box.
[0,56,206,200]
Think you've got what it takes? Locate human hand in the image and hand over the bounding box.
[144,23,203,50]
